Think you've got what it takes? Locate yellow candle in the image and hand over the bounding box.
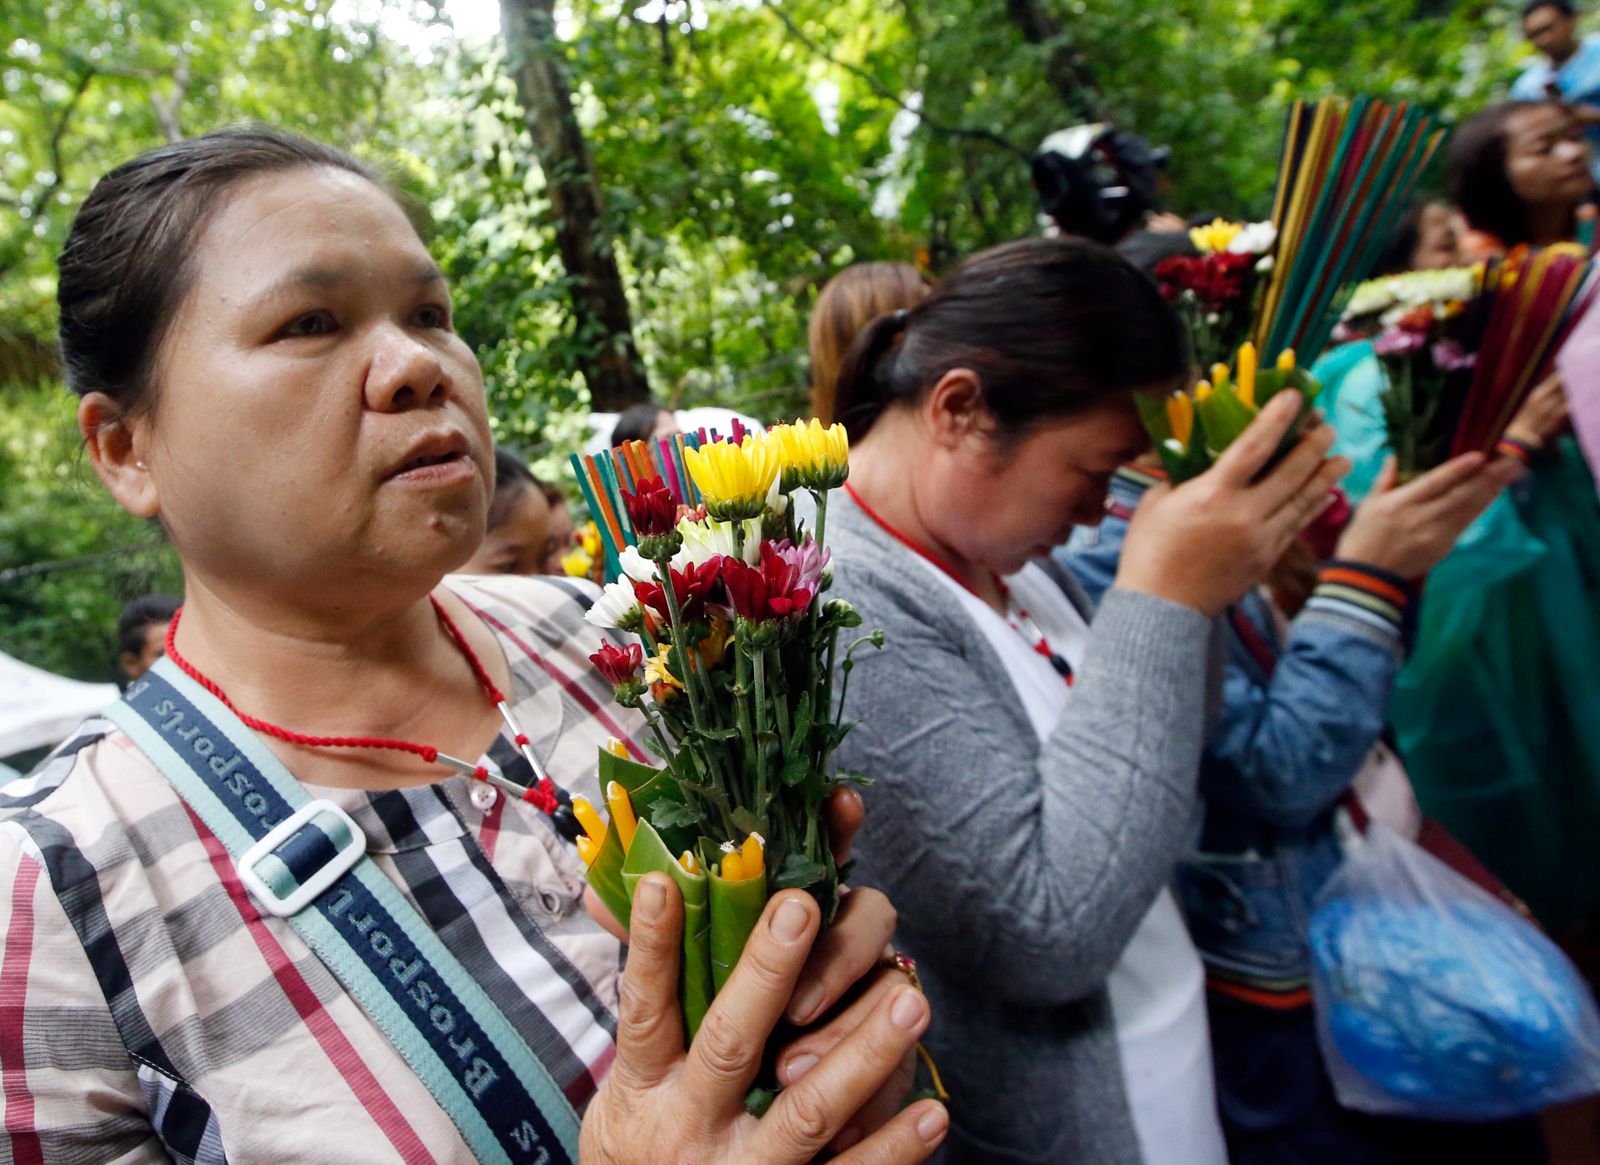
[1237,342,1259,408]
[606,781,638,854]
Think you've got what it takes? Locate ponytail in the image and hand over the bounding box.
[833,308,913,442]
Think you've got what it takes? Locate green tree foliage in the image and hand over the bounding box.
[0,382,182,682]
[0,0,1536,685]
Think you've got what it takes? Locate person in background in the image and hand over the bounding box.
[115,593,181,682]
[808,261,930,425]
[1373,201,1466,275]
[1513,1,1600,184]
[610,401,680,447]
[457,447,555,576]
[1448,100,1596,256]
[828,235,1350,1165]
[540,480,576,575]
[1060,446,1537,1164]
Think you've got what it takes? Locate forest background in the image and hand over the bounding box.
[0,0,1540,681]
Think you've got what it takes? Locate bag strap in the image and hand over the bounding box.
[106,659,580,1165]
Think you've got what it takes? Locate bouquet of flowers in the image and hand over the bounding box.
[1140,97,1444,478]
[1338,265,1485,478]
[1155,219,1276,371]
[1139,342,1320,481]
[571,421,879,1046]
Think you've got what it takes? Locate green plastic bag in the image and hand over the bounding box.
[1393,442,1600,930]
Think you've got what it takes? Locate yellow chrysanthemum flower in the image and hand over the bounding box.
[561,547,594,578]
[684,437,779,520]
[1189,218,1244,256]
[768,418,850,491]
[644,644,683,696]
[579,521,602,557]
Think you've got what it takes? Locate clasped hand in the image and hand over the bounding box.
[580,789,948,1164]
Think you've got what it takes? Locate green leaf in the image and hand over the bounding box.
[772,851,829,891]
[649,799,704,831]
[781,755,812,787]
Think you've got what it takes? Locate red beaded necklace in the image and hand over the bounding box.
[842,482,1074,685]
[163,597,561,814]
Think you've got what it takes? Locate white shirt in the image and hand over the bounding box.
[921,559,1227,1165]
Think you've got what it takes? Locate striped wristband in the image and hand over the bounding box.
[1495,434,1538,464]
[1306,561,1410,637]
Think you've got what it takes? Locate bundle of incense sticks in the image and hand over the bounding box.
[568,418,750,581]
[1254,96,1446,366]
[1452,248,1598,457]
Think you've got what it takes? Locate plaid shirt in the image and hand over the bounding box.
[0,575,646,1164]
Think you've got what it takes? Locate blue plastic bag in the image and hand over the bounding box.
[1309,823,1600,1120]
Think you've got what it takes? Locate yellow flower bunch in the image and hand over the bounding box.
[1190,218,1244,256]
[684,436,779,521]
[768,418,850,491]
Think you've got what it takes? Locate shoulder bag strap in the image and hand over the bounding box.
[105,659,581,1165]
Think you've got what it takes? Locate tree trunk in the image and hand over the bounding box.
[499,0,652,411]
[1003,0,1104,123]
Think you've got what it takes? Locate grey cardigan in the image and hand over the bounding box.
[828,491,1215,1164]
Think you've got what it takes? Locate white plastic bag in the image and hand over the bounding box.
[1309,823,1600,1120]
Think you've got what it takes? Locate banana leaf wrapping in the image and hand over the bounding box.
[586,731,768,1040]
[1138,356,1321,484]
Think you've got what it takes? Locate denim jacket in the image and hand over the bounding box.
[1058,468,1411,989]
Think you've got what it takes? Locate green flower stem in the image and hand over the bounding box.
[657,564,735,798]
[753,647,772,813]
[734,640,759,804]
[769,644,792,755]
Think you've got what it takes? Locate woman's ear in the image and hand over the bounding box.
[924,368,986,450]
[79,393,160,519]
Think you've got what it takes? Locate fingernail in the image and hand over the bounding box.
[782,1052,818,1083]
[787,981,825,1024]
[916,1104,949,1143]
[890,987,927,1031]
[772,897,811,944]
[636,877,666,921]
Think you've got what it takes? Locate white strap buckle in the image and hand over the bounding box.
[237,799,366,918]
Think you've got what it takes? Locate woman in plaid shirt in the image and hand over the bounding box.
[0,126,946,1164]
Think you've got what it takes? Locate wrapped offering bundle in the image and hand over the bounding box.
[572,421,878,1043]
[1139,342,1319,482]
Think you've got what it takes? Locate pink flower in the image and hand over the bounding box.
[718,540,824,622]
[1373,329,1427,359]
[1431,339,1476,373]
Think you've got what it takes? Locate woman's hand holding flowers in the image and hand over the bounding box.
[1335,452,1523,580]
[1116,390,1349,616]
[580,874,947,1165]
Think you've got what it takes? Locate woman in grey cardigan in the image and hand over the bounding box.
[825,238,1349,1163]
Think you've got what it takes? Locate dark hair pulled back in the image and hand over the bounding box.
[1448,101,1547,248]
[488,447,543,531]
[831,236,1187,443]
[57,124,390,417]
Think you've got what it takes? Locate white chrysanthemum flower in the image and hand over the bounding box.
[584,580,642,630]
[618,546,657,583]
[1227,220,1277,256]
[677,517,760,567]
